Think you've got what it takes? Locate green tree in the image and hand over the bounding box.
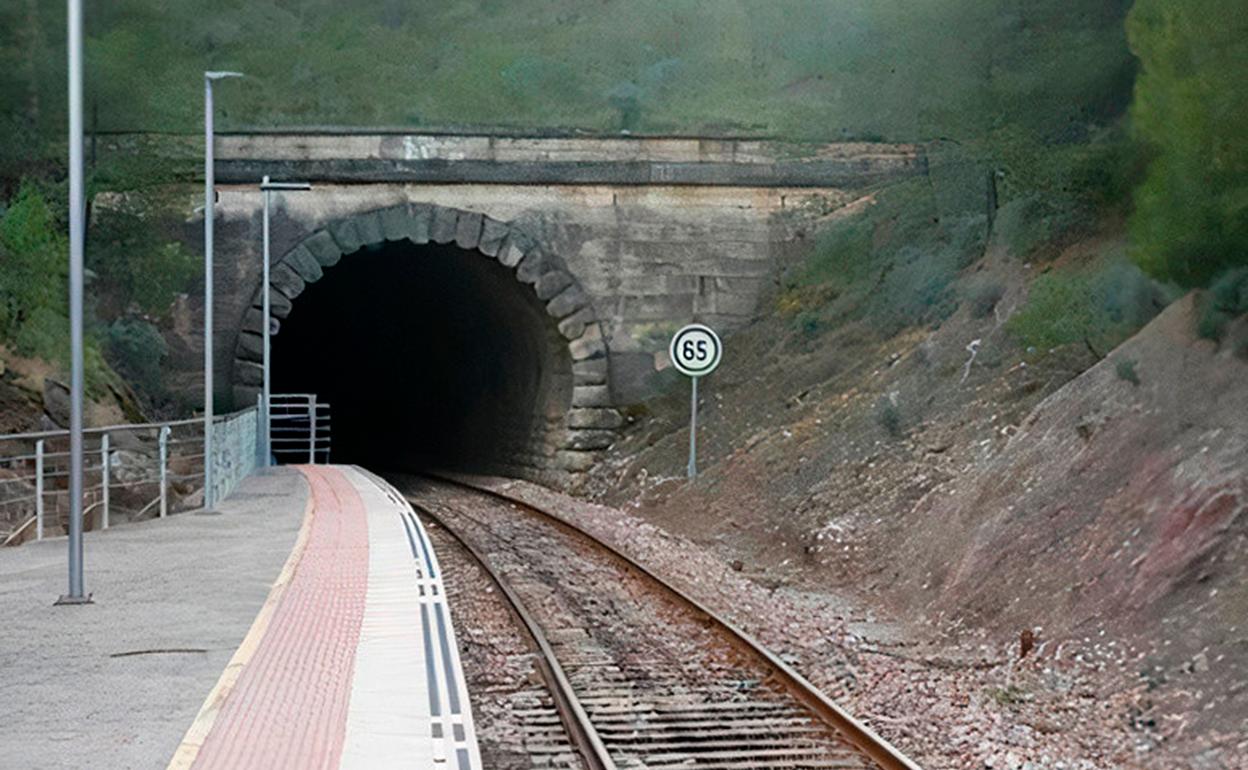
[1127,0,1248,287]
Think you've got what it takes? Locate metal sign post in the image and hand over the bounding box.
[668,324,722,479]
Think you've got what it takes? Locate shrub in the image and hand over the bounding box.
[965,278,1006,319]
[1115,358,1140,386]
[1007,257,1168,353]
[874,395,903,438]
[107,318,168,396]
[1196,268,1248,341]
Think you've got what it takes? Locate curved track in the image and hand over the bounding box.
[397,474,921,770]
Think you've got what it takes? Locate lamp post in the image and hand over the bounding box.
[203,71,242,509]
[259,176,311,467]
[56,0,90,605]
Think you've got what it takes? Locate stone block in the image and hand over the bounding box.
[270,263,306,300]
[478,218,508,256]
[236,332,263,362]
[303,230,342,267]
[497,234,526,267]
[282,244,323,283]
[516,248,549,284]
[454,211,483,250]
[569,324,607,361]
[408,204,434,244]
[376,205,409,242]
[431,207,459,244]
[555,450,597,473]
[568,408,624,430]
[329,218,364,253]
[354,211,385,247]
[566,429,616,451]
[233,384,260,408]
[572,357,609,386]
[572,384,611,408]
[240,307,279,336]
[557,306,595,340]
[535,271,574,302]
[235,360,263,386]
[265,288,293,319]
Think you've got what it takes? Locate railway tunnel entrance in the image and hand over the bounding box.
[267,229,577,477]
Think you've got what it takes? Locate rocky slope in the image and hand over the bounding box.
[585,238,1247,766]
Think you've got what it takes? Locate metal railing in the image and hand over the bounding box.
[269,394,332,465]
[1,393,330,547]
[0,406,259,547]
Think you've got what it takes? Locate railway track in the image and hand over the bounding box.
[394,473,921,770]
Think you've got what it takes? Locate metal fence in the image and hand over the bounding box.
[270,394,332,465]
[1,393,330,547]
[0,406,258,547]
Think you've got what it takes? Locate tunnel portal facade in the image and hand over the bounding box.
[235,204,617,479]
[161,131,929,483]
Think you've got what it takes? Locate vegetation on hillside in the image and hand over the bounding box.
[1126,0,1248,288]
[0,0,1244,407]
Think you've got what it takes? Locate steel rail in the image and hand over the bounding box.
[410,499,616,770]
[421,473,923,770]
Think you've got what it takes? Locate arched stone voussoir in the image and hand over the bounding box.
[329,217,365,254]
[535,270,574,302]
[281,244,323,283]
[547,285,590,322]
[477,217,509,257]
[430,206,459,244]
[455,211,484,250]
[270,263,306,300]
[302,230,343,267]
[353,209,386,247]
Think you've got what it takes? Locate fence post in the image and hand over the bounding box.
[308,395,317,465]
[101,433,110,530]
[256,392,265,468]
[159,425,169,518]
[35,439,45,541]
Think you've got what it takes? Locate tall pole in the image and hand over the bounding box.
[58,0,89,604]
[259,177,310,469]
[203,71,242,507]
[203,75,215,508]
[261,181,270,467]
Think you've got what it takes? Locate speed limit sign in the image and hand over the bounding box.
[669,323,722,479]
[668,323,722,378]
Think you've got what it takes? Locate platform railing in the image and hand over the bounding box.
[269,393,332,465]
[0,405,259,547]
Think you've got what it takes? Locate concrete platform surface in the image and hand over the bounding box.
[0,468,308,770]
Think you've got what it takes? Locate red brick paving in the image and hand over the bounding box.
[191,466,369,770]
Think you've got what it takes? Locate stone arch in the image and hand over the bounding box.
[230,203,620,476]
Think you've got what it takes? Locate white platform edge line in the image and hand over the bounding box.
[353,468,484,770]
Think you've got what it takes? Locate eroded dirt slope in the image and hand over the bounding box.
[586,245,1247,766]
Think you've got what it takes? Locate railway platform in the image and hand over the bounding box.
[0,465,480,770]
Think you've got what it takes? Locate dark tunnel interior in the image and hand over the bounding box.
[270,239,570,474]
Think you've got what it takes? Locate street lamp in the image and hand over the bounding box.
[259,176,312,467]
[203,70,242,509]
[57,0,90,605]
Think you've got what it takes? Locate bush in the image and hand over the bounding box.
[781,180,986,338]
[1115,358,1141,386]
[1007,258,1169,353]
[965,278,1006,319]
[107,319,168,396]
[1196,268,1248,341]
[875,395,904,438]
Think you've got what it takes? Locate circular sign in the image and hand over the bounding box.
[668,323,722,377]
